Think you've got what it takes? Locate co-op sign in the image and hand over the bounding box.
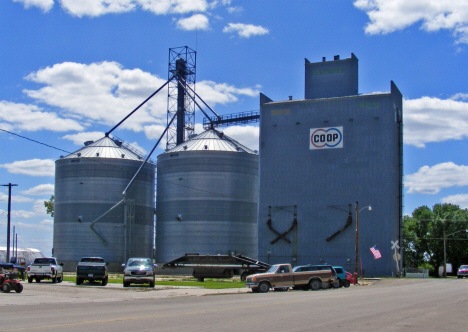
[310,126,343,150]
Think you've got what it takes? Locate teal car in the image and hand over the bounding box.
[333,266,351,287]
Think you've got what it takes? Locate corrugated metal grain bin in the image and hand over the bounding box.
[53,137,155,271]
[156,129,259,263]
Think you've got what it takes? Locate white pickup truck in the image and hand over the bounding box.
[27,257,64,283]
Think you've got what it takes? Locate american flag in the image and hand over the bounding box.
[370,246,381,259]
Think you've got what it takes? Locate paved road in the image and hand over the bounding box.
[0,278,467,331]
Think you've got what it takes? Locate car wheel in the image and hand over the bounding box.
[343,280,351,288]
[274,287,289,292]
[333,280,341,289]
[102,277,108,286]
[27,277,33,283]
[258,281,270,293]
[15,283,23,293]
[321,281,330,290]
[309,279,321,291]
[58,274,63,283]
[1,283,12,293]
[52,274,57,283]
[149,281,155,288]
[123,281,130,287]
[240,272,249,281]
[76,277,82,285]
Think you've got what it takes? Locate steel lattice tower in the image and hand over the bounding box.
[166,46,196,150]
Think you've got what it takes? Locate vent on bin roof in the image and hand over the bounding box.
[61,136,146,161]
[165,129,258,155]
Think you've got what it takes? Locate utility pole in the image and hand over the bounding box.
[2,183,18,263]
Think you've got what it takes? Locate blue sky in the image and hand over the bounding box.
[1,0,468,256]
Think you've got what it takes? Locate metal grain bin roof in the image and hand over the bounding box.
[60,136,144,161]
[165,129,258,154]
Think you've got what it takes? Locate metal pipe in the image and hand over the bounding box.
[175,77,214,123]
[106,75,174,137]
[89,198,126,245]
[122,112,177,196]
[177,76,220,119]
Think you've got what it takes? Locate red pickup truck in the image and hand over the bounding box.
[245,263,339,293]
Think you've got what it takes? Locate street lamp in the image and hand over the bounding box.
[355,201,372,281]
[443,228,468,278]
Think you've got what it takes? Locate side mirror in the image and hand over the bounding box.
[121,263,126,267]
[60,263,64,266]
[154,264,158,268]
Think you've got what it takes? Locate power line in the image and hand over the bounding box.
[0,128,72,154]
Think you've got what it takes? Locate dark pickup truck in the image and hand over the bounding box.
[76,257,108,286]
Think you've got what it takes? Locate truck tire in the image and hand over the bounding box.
[15,283,23,293]
[76,277,82,285]
[52,274,57,283]
[123,281,130,287]
[240,272,249,281]
[27,277,33,283]
[58,274,63,283]
[258,281,270,293]
[274,287,289,292]
[309,279,321,291]
[1,283,12,293]
[35,278,41,283]
[321,281,330,289]
[102,277,108,286]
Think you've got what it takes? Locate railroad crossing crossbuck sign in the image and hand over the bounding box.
[391,240,400,274]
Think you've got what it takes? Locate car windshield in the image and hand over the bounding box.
[35,258,55,264]
[128,259,151,267]
[460,265,468,269]
[266,265,279,273]
[81,258,104,263]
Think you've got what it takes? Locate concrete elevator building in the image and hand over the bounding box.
[257,54,403,276]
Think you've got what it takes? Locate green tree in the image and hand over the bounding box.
[44,195,54,218]
[403,203,468,275]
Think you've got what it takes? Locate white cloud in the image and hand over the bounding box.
[196,81,260,105]
[14,221,52,230]
[0,193,34,203]
[176,14,210,31]
[0,159,55,177]
[20,184,54,196]
[0,101,84,132]
[452,93,468,101]
[223,23,269,38]
[227,6,243,14]
[13,0,54,12]
[128,141,147,155]
[143,124,168,144]
[404,96,468,147]
[62,132,105,145]
[441,193,468,209]
[223,125,259,151]
[354,0,468,44]
[22,61,260,140]
[10,210,36,219]
[57,0,209,17]
[405,162,468,194]
[24,61,168,133]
